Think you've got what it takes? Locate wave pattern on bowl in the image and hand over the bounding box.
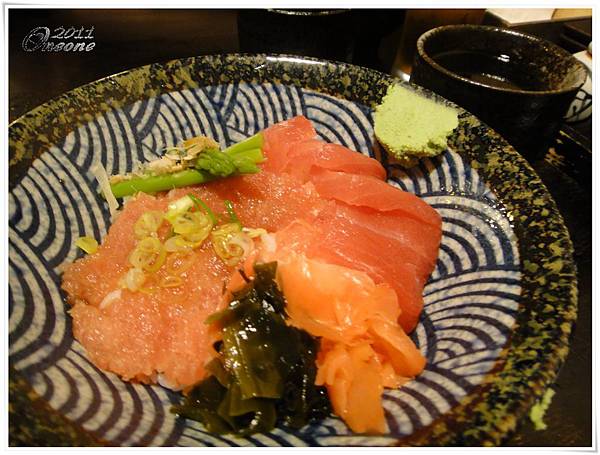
[8,82,520,446]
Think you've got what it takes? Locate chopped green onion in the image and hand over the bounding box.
[129,237,166,273]
[188,194,217,225]
[165,195,194,224]
[164,197,214,251]
[243,227,267,238]
[120,268,147,292]
[211,223,244,266]
[75,236,98,254]
[224,200,241,227]
[134,211,164,239]
[170,212,213,248]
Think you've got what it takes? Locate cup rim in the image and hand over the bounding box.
[416,24,587,96]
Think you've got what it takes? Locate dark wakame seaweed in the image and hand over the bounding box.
[171,262,331,435]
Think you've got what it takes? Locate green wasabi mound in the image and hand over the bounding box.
[374,84,459,167]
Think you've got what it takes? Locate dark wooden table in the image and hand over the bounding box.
[9,8,592,447]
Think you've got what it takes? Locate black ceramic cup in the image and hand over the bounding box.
[410,25,587,160]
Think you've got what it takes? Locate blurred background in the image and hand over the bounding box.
[8,8,592,447]
[9,9,592,124]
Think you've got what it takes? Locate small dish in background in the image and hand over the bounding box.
[410,25,587,161]
[564,43,592,123]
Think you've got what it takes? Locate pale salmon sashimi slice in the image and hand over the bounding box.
[271,252,425,434]
[317,342,387,434]
[276,253,401,342]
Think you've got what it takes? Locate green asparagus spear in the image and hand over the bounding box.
[110,169,212,198]
[222,132,263,156]
[109,133,264,198]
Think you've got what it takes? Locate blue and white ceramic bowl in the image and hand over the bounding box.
[8,55,577,446]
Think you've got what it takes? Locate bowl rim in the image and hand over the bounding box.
[416,24,588,96]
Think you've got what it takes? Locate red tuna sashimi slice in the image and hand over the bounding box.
[63,171,323,308]
[309,206,429,333]
[273,203,439,284]
[271,200,440,333]
[261,115,317,173]
[69,243,226,387]
[262,116,386,181]
[312,170,441,228]
[274,139,386,182]
[186,170,326,232]
[62,171,325,388]
[327,202,442,273]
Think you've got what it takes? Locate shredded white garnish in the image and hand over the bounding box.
[146,156,185,175]
[108,174,127,184]
[99,289,122,310]
[92,163,120,219]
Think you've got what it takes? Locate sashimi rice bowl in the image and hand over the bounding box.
[62,114,442,435]
[9,55,579,447]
